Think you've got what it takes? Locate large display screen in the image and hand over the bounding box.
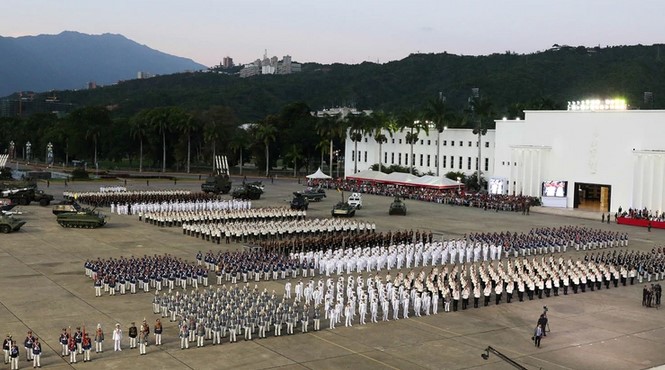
[488,178,506,195]
[542,180,567,197]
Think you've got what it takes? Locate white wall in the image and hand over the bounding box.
[493,110,665,212]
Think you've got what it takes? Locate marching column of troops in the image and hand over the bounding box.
[152,246,665,347]
[140,206,301,228]
[85,255,210,297]
[183,217,374,245]
[63,190,221,210]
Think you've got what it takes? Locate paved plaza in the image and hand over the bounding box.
[1,175,664,370]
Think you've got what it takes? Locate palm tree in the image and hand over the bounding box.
[148,107,171,173]
[175,112,197,173]
[229,127,250,176]
[399,109,429,174]
[315,138,330,171]
[255,118,277,177]
[424,96,453,176]
[346,113,371,175]
[85,124,100,171]
[284,144,304,177]
[468,94,494,186]
[129,110,150,172]
[370,111,395,173]
[315,113,342,176]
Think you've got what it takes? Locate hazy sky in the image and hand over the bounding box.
[2,0,664,67]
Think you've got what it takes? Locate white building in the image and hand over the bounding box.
[493,108,665,213]
[344,127,496,178]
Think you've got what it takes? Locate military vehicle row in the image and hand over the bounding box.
[331,201,356,217]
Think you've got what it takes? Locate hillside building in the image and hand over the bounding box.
[239,51,301,78]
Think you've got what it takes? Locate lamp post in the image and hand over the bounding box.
[457,176,461,193]
[25,141,32,163]
[438,125,448,177]
[8,141,15,160]
[46,142,54,167]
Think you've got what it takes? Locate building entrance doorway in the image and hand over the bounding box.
[574,183,611,212]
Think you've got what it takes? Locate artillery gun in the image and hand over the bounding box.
[201,155,232,194]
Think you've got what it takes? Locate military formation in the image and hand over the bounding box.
[63,190,219,209]
[141,206,302,227]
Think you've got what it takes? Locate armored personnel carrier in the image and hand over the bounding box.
[290,192,309,211]
[0,213,26,233]
[389,196,407,215]
[56,208,107,228]
[201,155,232,194]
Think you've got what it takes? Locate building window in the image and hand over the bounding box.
[364,138,368,143]
[405,153,409,165]
[485,142,490,148]
[384,152,388,164]
[476,141,479,147]
[459,141,463,146]
[391,152,395,164]
[443,140,447,146]
[352,151,355,161]
[399,139,402,144]
[364,151,367,162]
[458,156,462,169]
[398,153,402,165]
[427,140,431,145]
[467,157,471,170]
[420,140,424,145]
[392,138,395,144]
[451,141,455,147]
[450,156,454,169]
[420,154,424,166]
[427,155,431,167]
[468,141,472,147]
[475,157,479,170]
[485,158,489,171]
[443,156,447,168]
[502,161,505,166]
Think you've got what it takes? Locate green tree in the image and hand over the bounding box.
[130,109,151,172]
[399,109,429,174]
[424,95,454,176]
[370,111,396,173]
[346,112,371,175]
[284,144,304,177]
[174,111,197,173]
[228,127,250,175]
[315,113,343,176]
[468,93,494,186]
[254,118,278,177]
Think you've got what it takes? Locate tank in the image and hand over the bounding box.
[52,200,82,215]
[389,196,407,215]
[331,201,356,217]
[231,182,263,200]
[0,214,26,233]
[56,209,107,228]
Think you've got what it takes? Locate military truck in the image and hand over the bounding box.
[389,196,407,215]
[1,187,54,206]
[0,213,26,233]
[290,192,309,210]
[201,155,232,194]
[231,182,263,200]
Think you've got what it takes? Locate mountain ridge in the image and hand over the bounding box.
[0,31,207,96]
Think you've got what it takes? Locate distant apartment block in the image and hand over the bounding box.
[223,56,234,68]
[137,71,154,79]
[240,51,301,78]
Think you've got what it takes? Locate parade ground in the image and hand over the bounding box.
[1,175,664,370]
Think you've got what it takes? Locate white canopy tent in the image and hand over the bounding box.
[306,167,332,179]
[347,170,461,189]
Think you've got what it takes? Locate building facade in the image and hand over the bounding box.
[493,109,665,213]
[344,127,496,178]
